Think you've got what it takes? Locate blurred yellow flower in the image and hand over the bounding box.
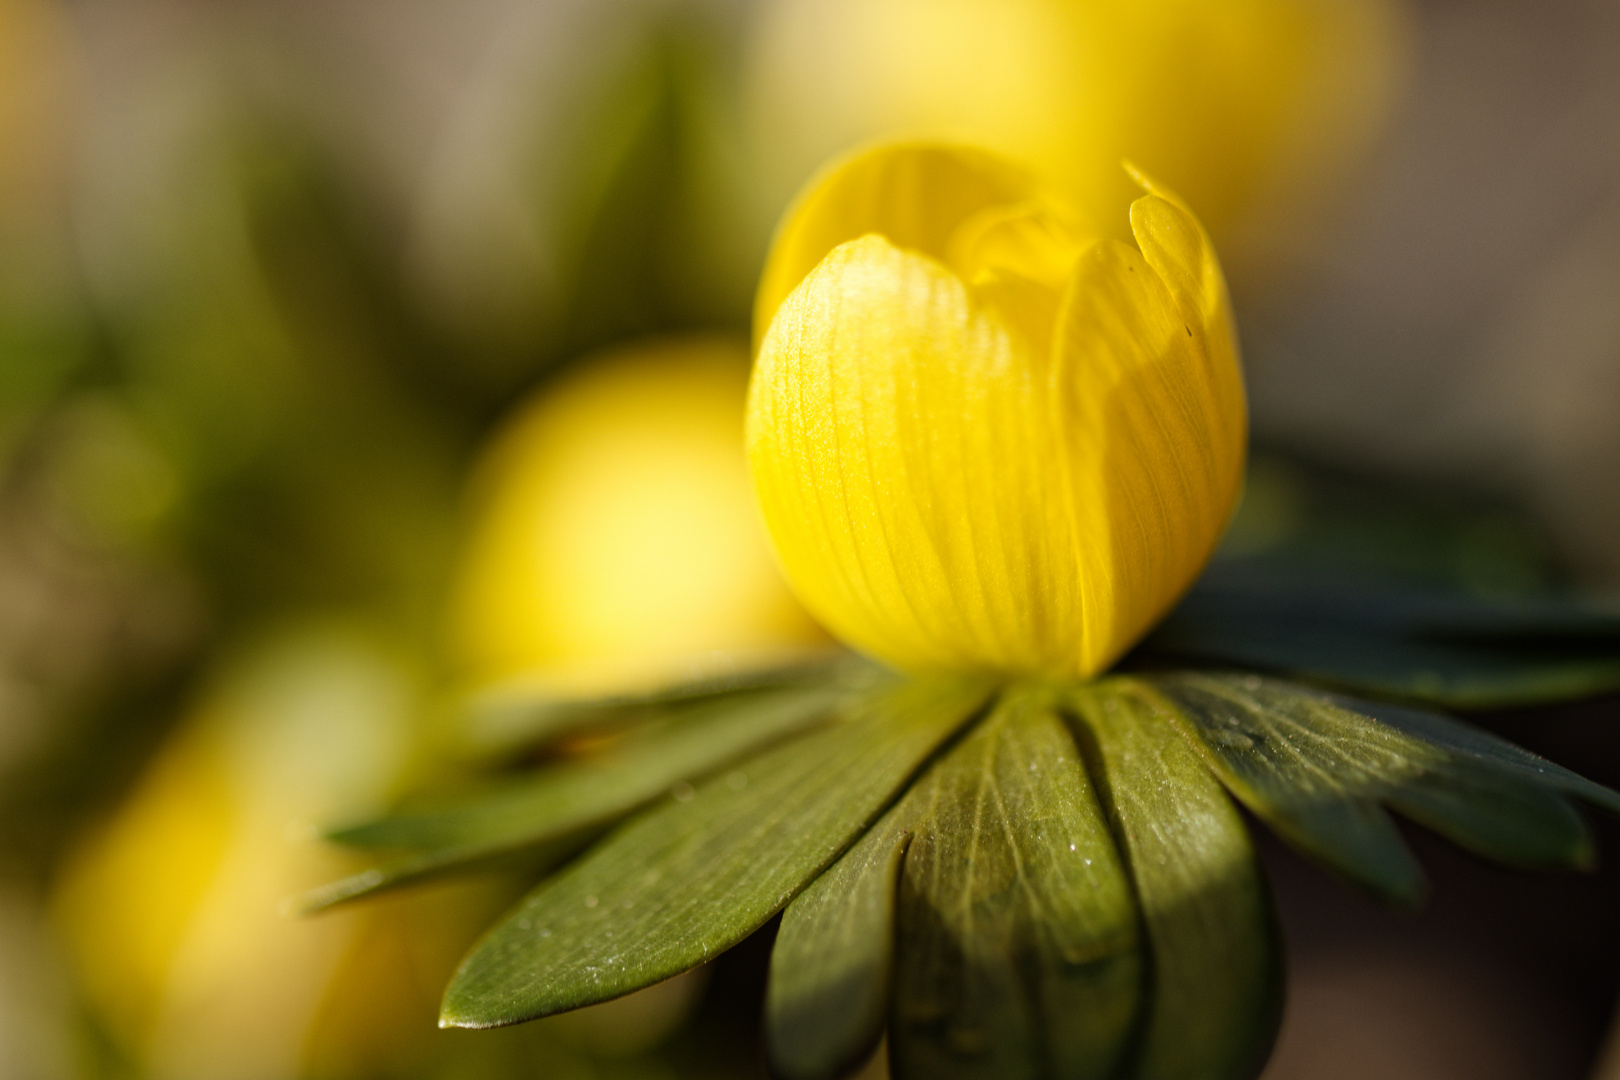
[52,627,415,1078]
[744,0,1406,268]
[51,623,719,1080]
[447,336,824,693]
[747,144,1246,678]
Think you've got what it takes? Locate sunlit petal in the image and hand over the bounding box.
[1050,231,1246,674]
[754,143,1033,349]
[748,144,1246,678]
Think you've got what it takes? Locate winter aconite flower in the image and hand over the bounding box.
[309,145,1620,1080]
[747,143,1245,677]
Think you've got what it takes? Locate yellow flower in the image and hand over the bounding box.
[743,0,1406,271]
[448,337,824,693]
[51,627,417,1075]
[746,144,1246,679]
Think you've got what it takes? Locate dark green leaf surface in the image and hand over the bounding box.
[767,802,911,1080]
[890,685,1141,1080]
[1313,693,1616,869]
[1071,679,1281,1080]
[1154,673,1608,902]
[1355,697,1620,814]
[1142,565,1620,709]
[455,652,862,760]
[1382,770,1589,872]
[440,676,996,1028]
[1153,672,1425,903]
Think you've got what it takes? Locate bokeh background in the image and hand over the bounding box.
[2,0,1620,1077]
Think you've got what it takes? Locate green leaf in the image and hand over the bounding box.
[1381,770,1589,872]
[338,684,853,854]
[1153,673,1427,903]
[1354,697,1620,814]
[1069,679,1281,1080]
[295,838,585,915]
[303,685,856,911]
[1142,565,1620,709]
[440,675,997,1028]
[1221,450,1563,597]
[1153,673,1609,902]
[455,653,862,760]
[767,803,911,1080]
[1309,694,1614,869]
[890,684,1142,1080]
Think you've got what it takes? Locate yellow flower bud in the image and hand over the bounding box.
[746,144,1246,679]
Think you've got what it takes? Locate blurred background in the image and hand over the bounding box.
[2,0,1620,1077]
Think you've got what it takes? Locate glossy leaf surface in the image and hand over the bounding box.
[1154,672,1610,902]
[890,686,1141,1080]
[303,685,852,910]
[1072,679,1280,1080]
[441,676,995,1027]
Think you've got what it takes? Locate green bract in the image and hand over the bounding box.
[310,590,1620,1079]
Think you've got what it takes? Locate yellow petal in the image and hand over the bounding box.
[753,143,1033,350]
[750,234,1055,672]
[747,146,1246,679]
[945,198,1088,294]
[948,197,1091,358]
[1048,233,1246,674]
[1125,163,1239,347]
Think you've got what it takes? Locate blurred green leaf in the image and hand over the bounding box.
[0,314,94,466]
[549,25,685,353]
[546,20,754,361]
[301,684,854,911]
[338,685,851,851]
[767,801,910,1080]
[439,675,995,1028]
[296,845,569,916]
[890,685,1141,1080]
[1069,679,1280,1080]
[105,114,469,631]
[1153,673,1612,903]
[1156,452,1620,709]
[1140,562,1620,708]
[1221,450,1562,596]
[456,652,867,761]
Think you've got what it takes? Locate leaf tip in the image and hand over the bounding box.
[437,1000,479,1030]
[286,871,380,918]
[1386,871,1429,912]
[437,989,522,1031]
